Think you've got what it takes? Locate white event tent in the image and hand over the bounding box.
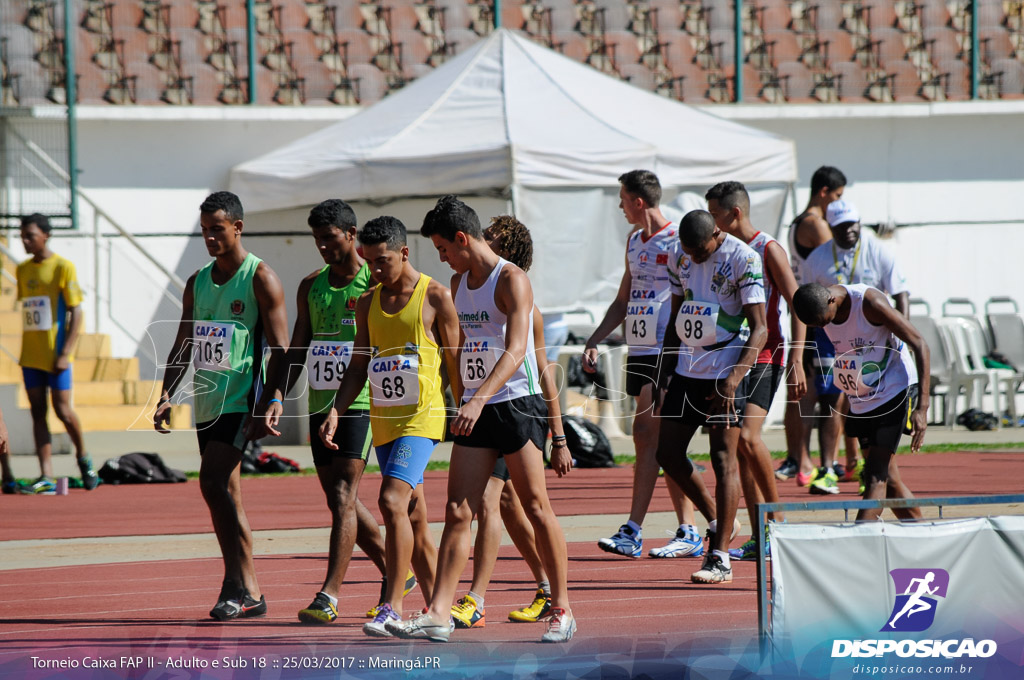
[229,28,797,311]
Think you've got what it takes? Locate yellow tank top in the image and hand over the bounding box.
[366,273,445,446]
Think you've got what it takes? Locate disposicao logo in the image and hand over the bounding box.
[831,568,997,659]
[882,569,948,633]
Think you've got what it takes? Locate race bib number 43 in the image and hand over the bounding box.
[675,301,719,347]
[193,321,234,371]
[626,289,660,347]
[461,336,498,389]
[22,296,53,331]
[307,340,353,390]
[369,354,420,407]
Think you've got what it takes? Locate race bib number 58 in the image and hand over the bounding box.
[461,336,498,389]
[369,354,420,407]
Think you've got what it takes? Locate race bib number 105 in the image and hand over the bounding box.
[193,321,234,371]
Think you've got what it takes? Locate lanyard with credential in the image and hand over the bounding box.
[832,239,861,284]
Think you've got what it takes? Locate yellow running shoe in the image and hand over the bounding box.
[507,588,552,623]
[366,570,418,618]
[451,594,485,628]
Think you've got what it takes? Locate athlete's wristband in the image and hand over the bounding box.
[268,398,282,406]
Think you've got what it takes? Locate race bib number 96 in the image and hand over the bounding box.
[307,340,353,390]
[193,321,234,371]
[369,354,420,407]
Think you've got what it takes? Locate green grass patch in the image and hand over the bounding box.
[611,442,1024,467]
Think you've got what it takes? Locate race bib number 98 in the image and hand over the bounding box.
[675,301,719,347]
[307,340,353,390]
[369,354,420,407]
[193,321,234,371]
[22,296,53,332]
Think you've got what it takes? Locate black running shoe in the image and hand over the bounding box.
[240,592,267,618]
[210,582,244,621]
[78,456,99,491]
[774,458,799,480]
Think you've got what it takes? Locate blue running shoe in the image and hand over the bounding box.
[728,536,771,561]
[597,524,642,557]
[649,525,704,558]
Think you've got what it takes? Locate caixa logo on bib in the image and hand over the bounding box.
[832,568,997,659]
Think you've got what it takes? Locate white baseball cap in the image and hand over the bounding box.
[826,199,860,227]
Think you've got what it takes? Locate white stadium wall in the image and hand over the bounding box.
[4,102,1022,385]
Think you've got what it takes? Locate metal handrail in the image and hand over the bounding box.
[0,241,19,285]
[5,125,186,294]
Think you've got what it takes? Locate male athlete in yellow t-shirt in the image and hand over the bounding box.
[7,214,97,494]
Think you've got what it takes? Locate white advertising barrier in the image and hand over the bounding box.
[769,517,1024,674]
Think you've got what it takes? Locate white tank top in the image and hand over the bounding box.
[824,284,918,414]
[624,223,679,356]
[455,257,541,405]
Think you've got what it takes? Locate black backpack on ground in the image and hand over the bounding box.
[561,415,616,468]
[98,452,187,484]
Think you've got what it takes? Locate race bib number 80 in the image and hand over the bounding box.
[22,296,53,332]
[369,354,420,407]
[193,321,234,371]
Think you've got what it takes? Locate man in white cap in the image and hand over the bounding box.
[801,198,910,494]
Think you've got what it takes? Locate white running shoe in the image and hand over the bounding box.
[386,612,452,642]
[540,607,576,643]
[649,526,704,558]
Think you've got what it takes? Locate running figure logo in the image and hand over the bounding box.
[881,568,949,632]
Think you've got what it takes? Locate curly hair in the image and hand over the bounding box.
[483,215,533,273]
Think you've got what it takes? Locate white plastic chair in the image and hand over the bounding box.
[962,321,1023,428]
[935,318,990,429]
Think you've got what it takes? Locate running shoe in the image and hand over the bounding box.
[386,611,452,642]
[691,553,733,584]
[597,524,642,557]
[832,462,846,481]
[18,476,56,495]
[298,592,338,625]
[540,607,576,643]
[774,458,799,480]
[796,469,814,487]
[508,588,552,623]
[366,570,417,618]
[209,582,266,620]
[809,466,839,495]
[704,518,742,552]
[451,594,485,629]
[728,536,771,561]
[363,603,400,638]
[78,455,99,490]
[649,525,704,558]
[2,480,16,495]
[841,459,863,483]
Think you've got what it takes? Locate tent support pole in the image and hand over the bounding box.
[735,0,743,103]
[494,0,501,28]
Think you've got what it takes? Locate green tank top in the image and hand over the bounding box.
[191,253,262,423]
[307,263,372,414]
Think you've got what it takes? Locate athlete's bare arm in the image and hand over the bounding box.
[427,279,463,405]
[534,305,571,476]
[55,305,83,372]
[794,212,832,251]
[251,273,317,438]
[709,302,767,418]
[319,290,375,450]
[154,272,198,433]
[765,241,807,399]
[653,293,685,410]
[246,262,290,435]
[862,287,930,451]
[450,265,533,436]
[583,259,631,372]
